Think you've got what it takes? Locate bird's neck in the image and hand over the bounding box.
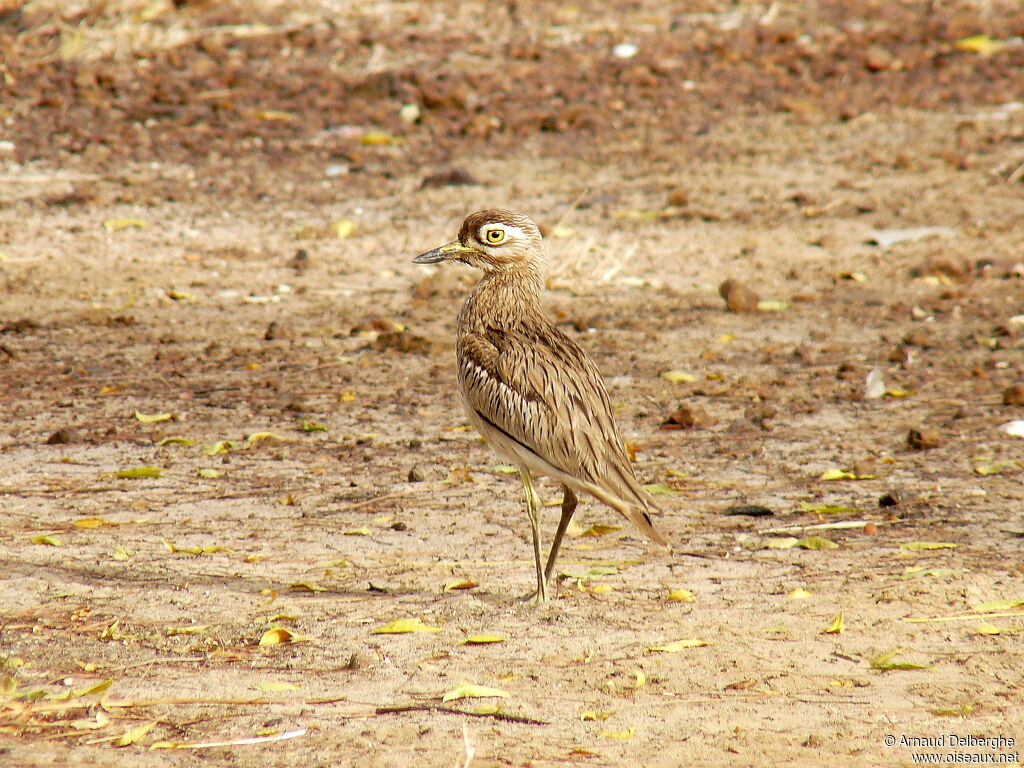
[459,266,545,330]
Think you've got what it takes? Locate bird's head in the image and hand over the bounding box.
[413,209,545,275]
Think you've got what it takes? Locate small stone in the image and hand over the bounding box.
[901,329,932,348]
[1002,384,1024,406]
[408,465,427,482]
[718,279,760,313]
[264,321,285,341]
[863,45,894,71]
[374,331,433,354]
[46,427,80,445]
[288,249,311,272]
[420,167,480,189]
[661,403,711,429]
[878,491,900,508]
[906,427,940,450]
[863,522,878,534]
[665,187,689,208]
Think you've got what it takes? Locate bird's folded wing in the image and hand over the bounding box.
[458,326,652,510]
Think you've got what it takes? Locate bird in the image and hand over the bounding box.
[413,209,670,602]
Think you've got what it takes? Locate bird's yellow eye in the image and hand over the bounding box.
[484,228,506,245]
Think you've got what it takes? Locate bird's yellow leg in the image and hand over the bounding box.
[544,485,578,582]
[519,469,547,603]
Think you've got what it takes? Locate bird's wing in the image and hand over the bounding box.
[458,322,654,513]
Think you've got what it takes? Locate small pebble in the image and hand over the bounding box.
[906,427,940,450]
[718,278,760,313]
[1002,384,1024,406]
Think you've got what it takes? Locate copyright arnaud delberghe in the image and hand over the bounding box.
[884,735,1019,764]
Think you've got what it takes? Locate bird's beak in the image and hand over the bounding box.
[412,241,478,264]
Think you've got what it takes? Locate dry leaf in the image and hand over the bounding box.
[258,626,308,646]
[789,587,812,599]
[667,588,694,602]
[441,681,509,702]
[156,436,194,447]
[869,648,928,671]
[443,578,478,592]
[254,681,300,692]
[372,618,443,635]
[102,218,147,232]
[900,542,957,551]
[972,598,1024,612]
[31,535,62,546]
[600,727,635,740]
[116,466,162,479]
[661,370,697,383]
[134,410,172,423]
[821,612,845,634]
[456,634,506,645]
[202,440,236,456]
[647,639,709,653]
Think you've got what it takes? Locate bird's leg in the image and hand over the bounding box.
[543,485,578,583]
[519,469,547,603]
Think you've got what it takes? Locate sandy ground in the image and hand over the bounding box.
[2,1,1024,766]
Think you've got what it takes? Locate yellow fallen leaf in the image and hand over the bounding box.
[155,436,194,447]
[972,598,1024,612]
[756,300,790,312]
[900,541,957,552]
[573,524,623,538]
[975,622,1003,636]
[667,588,694,602]
[330,219,356,239]
[254,110,296,121]
[289,582,326,593]
[661,370,697,383]
[491,464,518,474]
[764,537,799,549]
[116,466,162,479]
[112,719,159,746]
[869,648,928,671]
[166,290,195,301]
[600,727,635,740]
[31,535,62,546]
[111,547,132,561]
[372,618,443,635]
[75,516,118,528]
[203,440,236,456]
[441,681,509,702]
[789,587,812,599]
[360,130,401,146]
[102,218,147,232]
[344,527,372,536]
[254,681,300,692]
[73,678,112,697]
[647,639,709,653]
[821,612,845,634]
[134,410,172,423]
[443,578,478,592]
[198,469,220,478]
[954,34,1006,56]
[643,483,679,495]
[258,626,308,646]
[819,468,856,481]
[166,626,208,636]
[457,634,506,645]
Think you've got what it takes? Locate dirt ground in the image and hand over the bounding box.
[2,0,1024,766]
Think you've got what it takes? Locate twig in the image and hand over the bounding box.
[375,704,548,726]
[154,727,307,750]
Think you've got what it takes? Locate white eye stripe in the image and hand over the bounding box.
[479,223,525,243]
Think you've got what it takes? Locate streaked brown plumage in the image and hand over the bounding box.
[413,209,670,601]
